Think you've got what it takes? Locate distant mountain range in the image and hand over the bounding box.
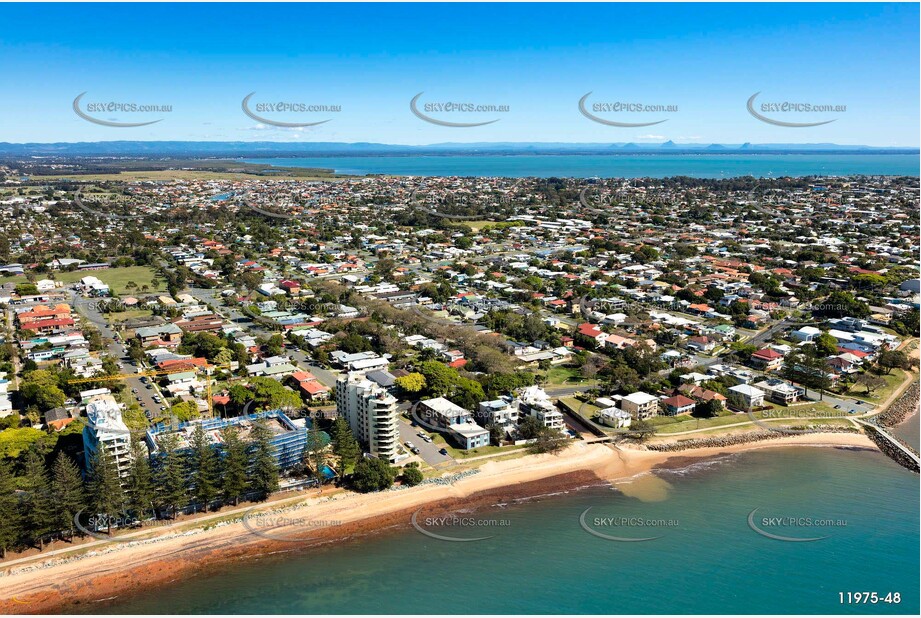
[0,141,917,157]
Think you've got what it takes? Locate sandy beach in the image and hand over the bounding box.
[0,432,877,614]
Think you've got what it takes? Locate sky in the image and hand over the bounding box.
[1,2,918,146]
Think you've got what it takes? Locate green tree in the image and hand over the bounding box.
[351,457,395,492]
[451,377,485,410]
[21,450,55,549]
[330,417,361,472]
[154,435,187,518]
[249,418,279,499]
[170,400,200,422]
[401,462,424,486]
[813,291,870,319]
[855,373,886,394]
[303,417,329,481]
[878,349,909,375]
[626,418,655,442]
[189,424,219,511]
[19,370,66,412]
[87,444,126,535]
[125,438,155,520]
[781,349,832,400]
[527,425,568,455]
[0,459,23,558]
[418,360,457,397]
[51,452,85,540]
[220,424,248,505]
[814,332,839,358]
[394,373,426,395]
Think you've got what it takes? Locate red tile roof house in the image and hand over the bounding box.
[661,394,696,416]
[19,317,76,334]
[280,280,301,295]
[577,323,608,346]
[678,384,727,408]
[750,348,784,371]
[685,335,715,352]
[289,371,330,401]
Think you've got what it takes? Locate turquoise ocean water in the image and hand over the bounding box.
[92,448,918,614]
[243,154,919,178]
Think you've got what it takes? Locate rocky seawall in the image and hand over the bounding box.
[875,381,920,428]
[863,425,920,473]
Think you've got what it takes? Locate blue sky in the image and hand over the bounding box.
[1,2,918,145]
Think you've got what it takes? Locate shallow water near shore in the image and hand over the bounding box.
[87,447,918,615]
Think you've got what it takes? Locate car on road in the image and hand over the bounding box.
[834,404,841,409]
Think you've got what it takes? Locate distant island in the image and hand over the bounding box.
[0,140,917,157]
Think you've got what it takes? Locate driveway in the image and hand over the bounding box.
[398,404,453,466]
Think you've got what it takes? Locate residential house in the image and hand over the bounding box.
[750,348,785,372]
[661,394,696,416]
[727,384,766,411]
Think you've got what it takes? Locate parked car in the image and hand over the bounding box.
[404,441,416,450]
[411,447,421,454]
[439,448,448,456]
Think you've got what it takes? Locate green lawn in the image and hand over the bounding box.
[428,432,525,459]
[543,366,596,388]
[557,395,601,419]
[54,266,166,296]
[653,412,754,434]
[106,309,155,322]
[843,368,911,404]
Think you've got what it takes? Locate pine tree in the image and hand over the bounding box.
[249,418,279,499]
[0,459,22,558]
[154,434,188,519]
[21,450,55,549]
[88,444,126,536]
[303,414,327,481]
[331,417,360,472]
[220,424,248,506]
[125,437,155,521]
[51,452,86,540]
[189,423,219,511]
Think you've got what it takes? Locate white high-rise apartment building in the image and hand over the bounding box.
[336,373,399,462]
[82,395,133,481]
